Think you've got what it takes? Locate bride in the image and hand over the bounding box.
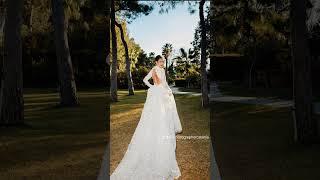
[110,55,183,180]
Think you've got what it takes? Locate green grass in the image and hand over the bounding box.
[111,90,211,178]
[211,102,320,180]
[0,89,107,179]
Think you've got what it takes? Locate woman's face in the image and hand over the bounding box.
[156,58,165,68]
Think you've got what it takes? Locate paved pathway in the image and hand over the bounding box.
[209,82,293,108]
[212,95,293,108]
[210,140,222,180]
[172,84,293,108]
[170,86,202,96]
[97,143,109,180]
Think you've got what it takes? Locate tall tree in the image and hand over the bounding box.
[199,0,209,107]
[155,1,210,106]
[136,51,155,69]
[0,0,24,125]
[173,48,198,78]
[110,0,118,102]
[113,1,152,96]
[290,0,316,143]
[51,0,79,106]
[97,0,110,178]
[162,43,173,80]
[0,0,5,34]
[106,0,110,128]
[115,21,134,95]
[307,0,320,29]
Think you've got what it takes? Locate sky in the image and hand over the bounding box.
[126,2,202,57]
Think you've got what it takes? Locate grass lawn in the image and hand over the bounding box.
[110,90,210,179]
[0,88,107,179]
[211,101,320,180]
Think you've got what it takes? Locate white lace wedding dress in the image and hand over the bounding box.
[110,65,182,180]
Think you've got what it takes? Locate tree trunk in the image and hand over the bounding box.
[105,0,111,158]
[290,0,316,143]
[51,0,79,106]
[199,0,209,107]
[248,60,255,88]
[0,0,24,125]
[249,40,257,89]
[165,57,168,81]
[115,21,134,95]
[30,4,34,33]
[110,0,118,102]
[0,0,5,34]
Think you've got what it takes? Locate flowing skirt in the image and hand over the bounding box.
[110,85,182,180]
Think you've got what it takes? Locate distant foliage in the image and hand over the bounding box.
[118,66,150,89]
[20,0,109,88]
[185,70,201,88]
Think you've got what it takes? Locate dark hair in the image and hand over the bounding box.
[155,55,163,62]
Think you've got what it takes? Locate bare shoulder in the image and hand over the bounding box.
[153,66,161,71]
[151,66,158,73]
[154,66,164,70]
[148,66,155,72]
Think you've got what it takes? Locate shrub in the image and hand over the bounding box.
[185,71,201,88]
[174,78,186,87]
[118,66,151,89]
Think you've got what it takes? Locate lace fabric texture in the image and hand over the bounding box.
[110,66,182,180]
[143,66,172,94]
[143,66,181,134]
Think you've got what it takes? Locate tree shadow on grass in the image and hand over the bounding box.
[0,90,107,177]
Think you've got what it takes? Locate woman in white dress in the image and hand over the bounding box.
[110,55,183,180]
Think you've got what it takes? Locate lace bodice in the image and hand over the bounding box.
[143,66,172,94]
